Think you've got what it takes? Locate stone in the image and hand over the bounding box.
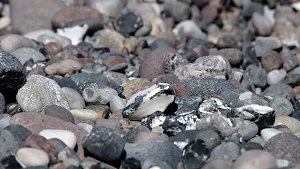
[265,132,300,162]
[122,78,150,99]
[0,51,26,95]
[139,47,187,80]
[217,35,238,49]
[87,0,123,22]
[248,135,265,147]
[209,142,240,162]
[115,12,143,36]
[0,124,32,160]
[85,105,110,119]
[202,159,232,169]
[10,0,65,34]
[83,126,125,164]
[37,32,72,47]
[51,6,102,29]
[164,1,191,22]
[16,148,49,167]
[69,73,108,92]
[23,134,59,157]
[110,95,126,115]
[24,30,54,41]
[255,37,282,57]
[77,123,93,133]
[43,105,75,123]
[201,3,218,24]
[104,56,127,69]
[39,129,77,149]
[242,43,259,69]
[125,138,182,169]
[17,75,70,112]
[57,77,81,95]
[267,69,287,86]
[141,158,172,169]
[58,146,81,168]
[10,113,88,159]
[245,64,267,88]
[263,83,294,101]
[172,20,206,40]
[61,87,85,110]
[215,48,243,66]
[70,109,99,124]
[269,97,293,116]
[83,86,117,104]
[133,131,169,144]
[252,13,273,36]
[242,1,263,18]
[281,47,298,71]
[149,38,174,51]
[122,83,175,120]
[274,116,300,134]
[260,128,283,142]
[10,48,46,65]
[102,71,128,86]
[174,55,231,81]
[0,114,10,130]
[232,150,276,169]
[45,59,82,76]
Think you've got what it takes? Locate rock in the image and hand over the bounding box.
[209,142,240,162]
[85,105,110,119]
[87,0,123,22]
[58,146,81,168]
[10,0,65,34]
[0,51,26,95]
[70,109,99,124]
[267,69,287,85]
[164,1,191,22]
[281,47,298,71]
[245,64,267,88]
[255,37,282,57]
[201,3,218,24]
[172,129,221,152]
[43,105,75,123]
[83,126,125,164]
[39,129,77,149]
[263,83,294,101]
[69,73,108,92]
[248,135,265,147]
[10,48,46,65]
[51,6,102,29]
[174,55,231,81]
[269,97,293,116]
[37,32,72,47]
[46,42,63,57]
[274,116,300,134]
[260,128,283,142]
[57,24,89,45]
[122,78,151,99]
[202,159,232,169]
[242,1,263,18]
[0,124,32,160]
[141,158,172,169]
[139,47,187,80]
[172,20,206,40]
[24,30,54,41]
[110,95,126,114]
[61,87,85,110]
[235,118,258,141]
[150,38,174,51]
[45,59,82,76]
[242,43,259,69]
[133,130,168,144]
[125,138,182,169]
[57,77,81,95]
[10,113,88,159]
[23,134,59,157]
[16,148,49,167]
[252,13,273,36]
[17,75,70,112]
[217,35,238,49]
[122,83,175,120]
[232,150,276,169]
[0,114,10,130]
[115,12,143,36]
[265,132,300,162]
[103,56,127,69]
[216,48,243,66]
[83,86,117,104]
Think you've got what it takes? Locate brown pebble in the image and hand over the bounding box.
[23,134,59,157]
[261,50,283,72]
[46,42,63,57]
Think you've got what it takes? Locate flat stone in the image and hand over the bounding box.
[45,59,82,76]
[16,148,49,167]
[70,109,99,124]
[43,105,75,123]
[261,50,283,72]
[10,113,88,159]
[10,48,46,65]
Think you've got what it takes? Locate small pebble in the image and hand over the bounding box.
[39,129,77,149]
[16,148,49,167]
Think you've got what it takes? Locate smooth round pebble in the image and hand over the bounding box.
[267,69,287,85]
[260,128,283,142]
[70,109,99,124]
[16,148,49,167]
[61,87,85,109]
[269,97,293,116]
[39,129,77,149]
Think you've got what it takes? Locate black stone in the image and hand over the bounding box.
[83,126,125,165]
[182,152,205,169]
[242,43,258,69]
[217,35,238,49]
[69,73,108,92]
[0,155,22,169]
[182,49,199,63]
[115,12,143,36]
[77,42,94,53]
[183,139,209,159]
[175,96,202,115]
[150,38,174,51]
[120,158,141,169]
[242,1,264,18]
[57,77,81,94]
[239,142,263,151]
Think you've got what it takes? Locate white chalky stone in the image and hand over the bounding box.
[39,129,77,149]
[261,128,283,142]
[16,148,49,167]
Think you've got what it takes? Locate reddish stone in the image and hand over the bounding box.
[294,86,300,97]
[201,3,218,24]
[11,112,88,159]
[172,84,190,96]
[23,134,59,157]
[46,42,62,58]
[261,50,283,72]
[64,45,88,58]
[104,56,127,69]
[51,163,67,169]
[230,80,241,87]
[51,6,103,29]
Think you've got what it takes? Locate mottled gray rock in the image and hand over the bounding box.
[37,32,71,47]
[69,73,108,92]
[281,47,298,71]
[61,87,85,109]
[0,34,37,52]
[255,37,282,57]
[263,83,294,101]
[17,75,70,112]
[164,1,190,22]
[10,48,46,65]
[246,64,267,88]
[83,86,118,104]
[269,97,293,116]
[252,13,273,36]
[209,142,240,162]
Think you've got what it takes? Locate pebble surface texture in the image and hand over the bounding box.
[0,0,300,169]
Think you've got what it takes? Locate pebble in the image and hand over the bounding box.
[45,59,82,76]
[252,13,273,36]
[245,64,267,88]
[122,78,150,99]
[82,126,125,164]
[164,1,190,22]
[82,86,117,104]
[263,83,294,101]
[58,146,81,167]
[23,134,59,157]
[69,73,108,92]
[265,132,300,162]
[209,142,240,162]
[260,128,283,142]
[11,113,88,158]
[39,129,77,149]
[172,20,207,40]
[85,104,110,119]
[109,95,126,114]
[70,109,99,124]
[255,37,282,57]
[274,116,300,134]
[16,148,49,167]
[87,0,123,22]
[61,87,85,110]
[269,97,294,116]
[37,31,72,47]
[43,105,74,123]
[133,131,169,144]
[232,150,276,169]
[10,48,46,65]
[281,47,298,71]
[215,48,243,66]
[242,1,263,18]
[217,35,238,49]
[267,69,287,86]
[202,159,232,169]
[242,43,259,69]
[17,75,70,112]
